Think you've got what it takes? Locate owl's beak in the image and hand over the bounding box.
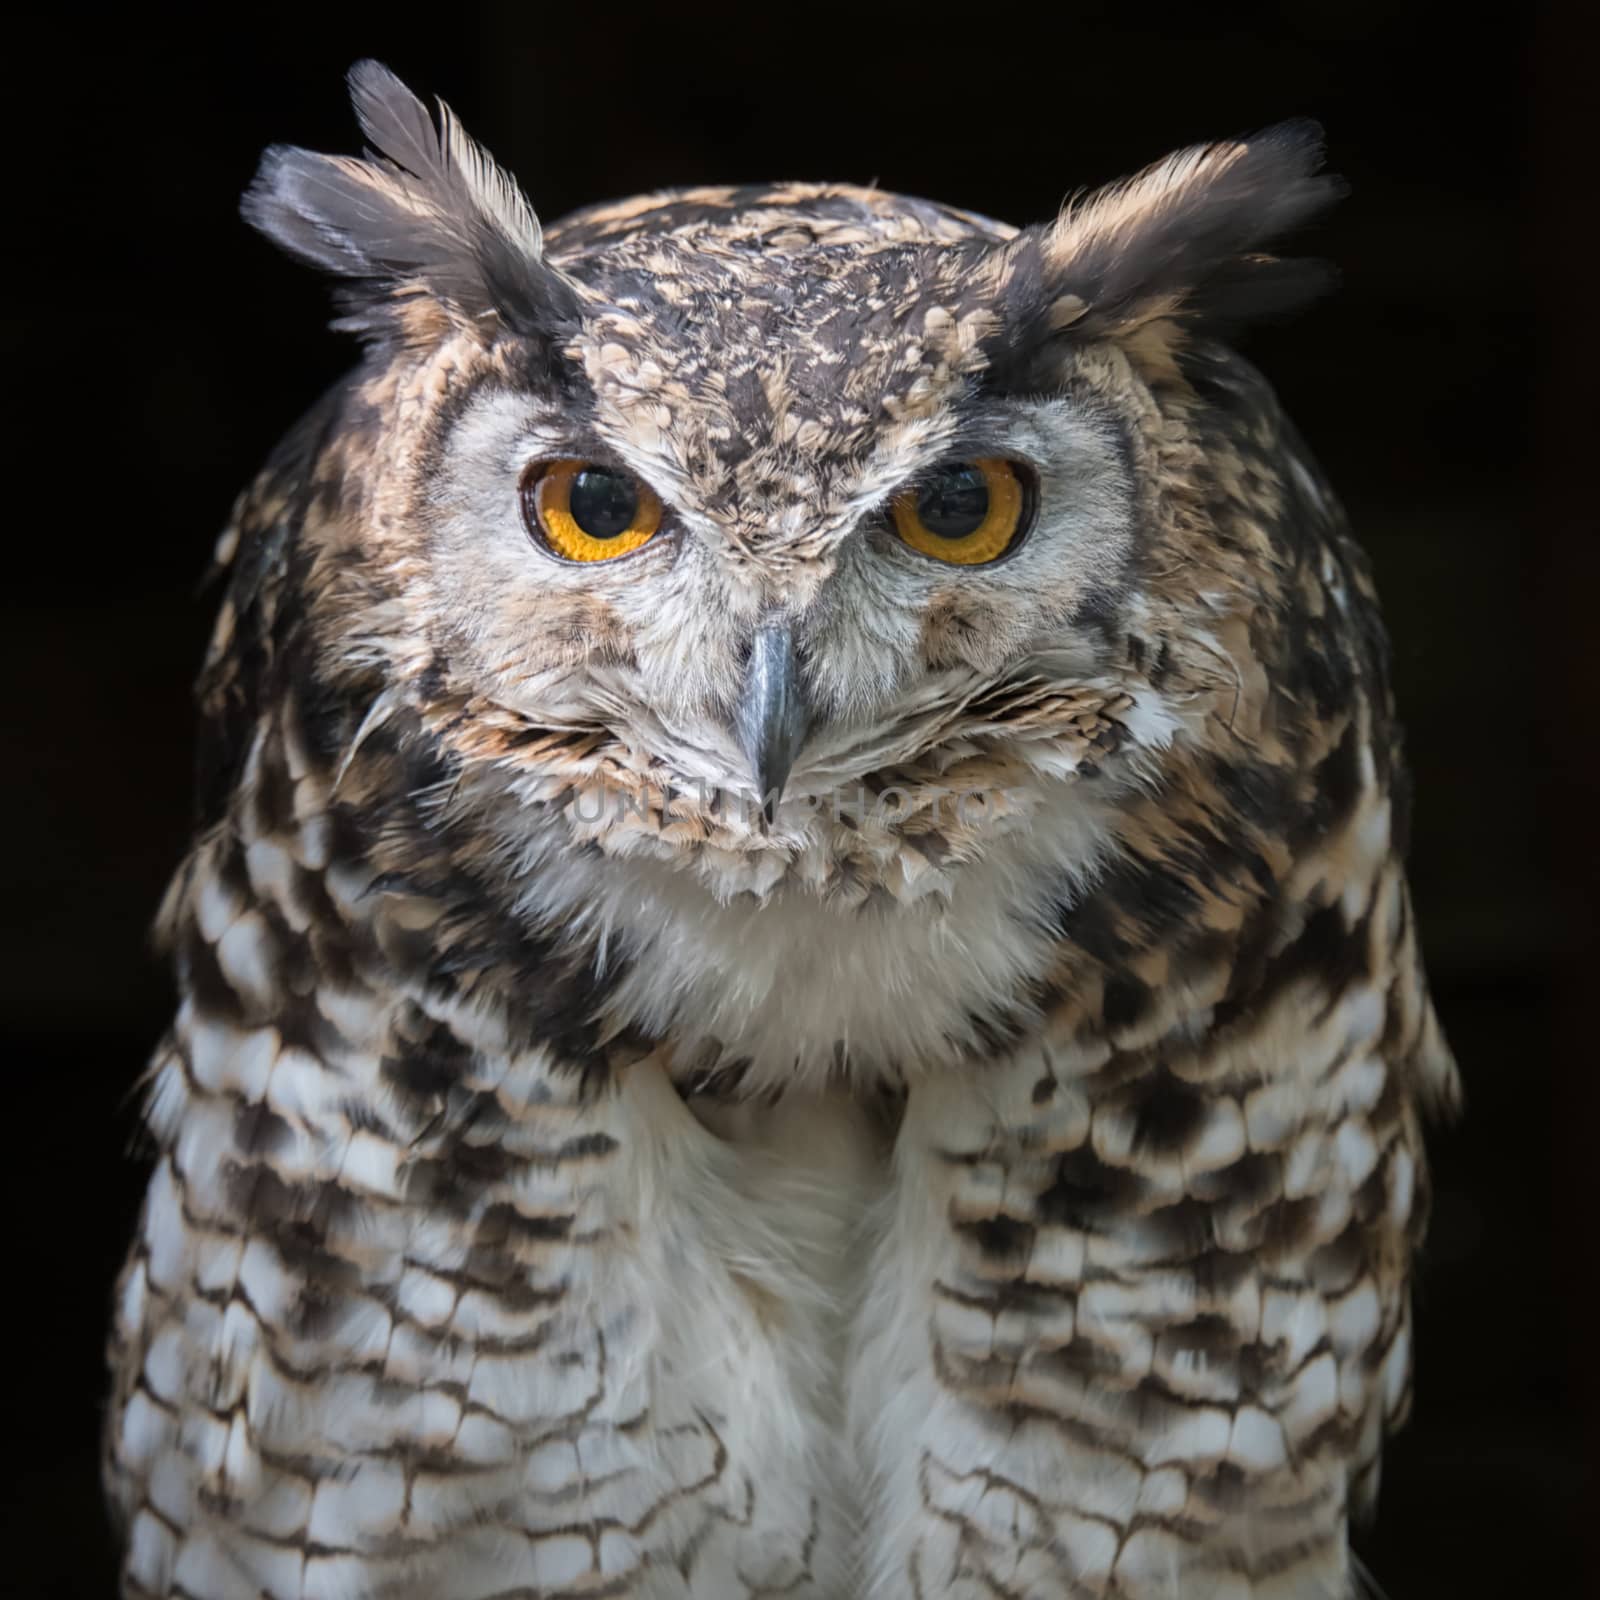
[735,621,811,825]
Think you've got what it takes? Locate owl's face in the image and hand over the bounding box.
[425,249,1141,794]
[251,66,1339,908]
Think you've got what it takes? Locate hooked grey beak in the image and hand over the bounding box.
[735,621,811,824]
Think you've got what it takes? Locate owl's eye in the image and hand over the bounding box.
[523,460,663,562]
[890,458,1033,566]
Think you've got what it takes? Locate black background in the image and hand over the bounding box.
[6,4,1592,1594]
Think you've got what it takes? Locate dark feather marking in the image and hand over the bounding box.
[1037,1146,1144,1228]
[234,1101,294,1158]
[957,1215,1036,1263]
[1128,1073,1209,1154]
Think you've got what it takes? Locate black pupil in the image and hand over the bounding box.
[916,464,989,538]
[569,469,638,539]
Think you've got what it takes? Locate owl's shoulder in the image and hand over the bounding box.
[192,380,355,825]
[545,182,1015,261]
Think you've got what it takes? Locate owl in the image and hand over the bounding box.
[104,60,1458,1600]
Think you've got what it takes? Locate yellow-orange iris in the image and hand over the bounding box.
[890,458,1028,565]
[528,460,663,562]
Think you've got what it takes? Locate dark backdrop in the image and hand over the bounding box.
[7,4,1591,1594]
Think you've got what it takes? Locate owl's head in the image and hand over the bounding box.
[242,63,1344,910]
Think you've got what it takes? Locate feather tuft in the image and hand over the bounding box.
[989,121,1346,372]
[242,59,577,346]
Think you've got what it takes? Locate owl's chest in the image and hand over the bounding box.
[519,792,1117,1094]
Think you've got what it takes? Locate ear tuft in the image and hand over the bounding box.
[242,60,578,345]
[997,121,1346,355]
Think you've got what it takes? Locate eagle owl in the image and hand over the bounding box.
[105,61,1458,1600]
